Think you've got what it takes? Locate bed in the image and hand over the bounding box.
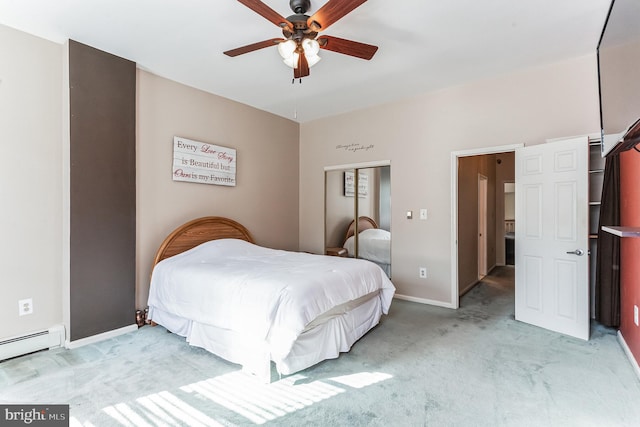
[342,216,391,276]
[147,216,395,382]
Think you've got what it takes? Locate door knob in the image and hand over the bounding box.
[566,249,584,256]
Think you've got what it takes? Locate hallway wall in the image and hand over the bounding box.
[458,154,497,294]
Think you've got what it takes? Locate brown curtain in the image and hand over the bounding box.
[595,154,620,327]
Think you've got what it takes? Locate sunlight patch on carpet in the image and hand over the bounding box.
[328,372,393,389]
[180,371,346,424]
[85,369,392,426]
[100,390,225,427]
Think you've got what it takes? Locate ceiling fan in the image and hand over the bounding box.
[224,0,378,80]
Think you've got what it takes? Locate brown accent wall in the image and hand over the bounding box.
[69,40,136,341]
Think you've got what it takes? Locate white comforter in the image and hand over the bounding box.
[148,239,395,363]
[343,228,391,265]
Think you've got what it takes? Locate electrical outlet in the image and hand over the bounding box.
[19,298,33,316]
[420,209,428,220]
[419,267,427,279]
[634,305,639,327]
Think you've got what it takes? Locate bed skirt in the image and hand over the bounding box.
[148,291,383,382]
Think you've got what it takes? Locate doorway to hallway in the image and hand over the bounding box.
[450,144,520,308]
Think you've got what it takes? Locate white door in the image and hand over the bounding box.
[515,136,589,340]
[478,174,488,279]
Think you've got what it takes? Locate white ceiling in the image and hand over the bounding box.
[0,0,611,123]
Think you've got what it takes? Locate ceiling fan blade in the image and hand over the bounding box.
[294,53,310,79]
[224,38,283,57]
[237,0,292,31]
[307,0,367,31]
[317,35,378,60]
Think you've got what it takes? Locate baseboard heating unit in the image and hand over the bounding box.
[0,325,65,361]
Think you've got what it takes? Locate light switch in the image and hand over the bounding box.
[420,209,428,220]
[406,210,413,219]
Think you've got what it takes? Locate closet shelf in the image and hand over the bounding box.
[601,226,640,237]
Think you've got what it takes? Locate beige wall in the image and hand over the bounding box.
[0,24,300,340]
[136,71,300,307]
[300,54,600,306]
[599,38,640,134]
[0,21,602,341]
[0,25,63,339]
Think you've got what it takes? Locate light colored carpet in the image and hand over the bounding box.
[1,266,640,426]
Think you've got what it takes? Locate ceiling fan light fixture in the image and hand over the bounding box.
[301,38,321,67]
[227,0,378,78]
[277,39,297,59]
[305,53,321,67]
[283,52,300,68]
[301,38,320,56]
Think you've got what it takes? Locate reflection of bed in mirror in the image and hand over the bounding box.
[343,216,391,276]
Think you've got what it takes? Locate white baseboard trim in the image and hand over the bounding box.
[394,294,455,309]
[65,324,138,350]
[617,330,640,381]
[0,325,65,361]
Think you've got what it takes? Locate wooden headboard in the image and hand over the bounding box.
[343,216,379,245]
[153,216,254,266]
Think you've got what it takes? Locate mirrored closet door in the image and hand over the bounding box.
[324,165,391,277]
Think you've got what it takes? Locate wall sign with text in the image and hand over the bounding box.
[172,136,236,186]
